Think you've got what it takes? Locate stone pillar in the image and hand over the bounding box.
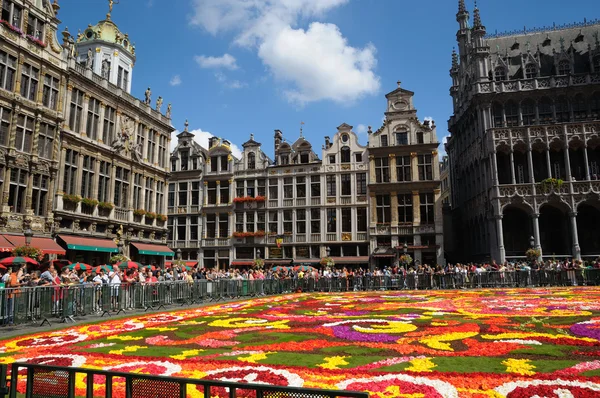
[203,181,208,206]
[140,175,147,211]
[152,178,158,213]
[108,164,116,204]
[153,131,160,166]
[412,190,420,225]
[495,215,506,263]
[583,145,591,180]
[8,104,19,151]
[509,150,516,184]
[570,211,581,260]
[46,174,56,216]
[527,145,535,184]
[25,169,33,213]
[37,66,45,104]
[92,156,100,200]
[74,150,84,196]
[564,143,572,181]
[369,192,376,225]
[1,166,10,210]
[32,115,41,158]
[410,152,418,182]
[97,102,106,143]
[491,151,499,185]
[80,94,90,136]
[57,75,66,113]
[14,56,24,96]
[389,154,397,183]
[228,179,234,205]
[63,85,73,132]
[216,180,221,205]
[390,191,398,225]
[545,148,552,179]
[368,156,376,183]
[56,148,67,194]
[532,213,542,258]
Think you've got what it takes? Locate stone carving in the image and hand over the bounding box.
[73,219,80,231]
[90,222,97,232]
[166,103,172,118]
[86,48,93,69]
[15,154,29,168]
[101,59,109,79]
[156,96,163,112]
[144,87,152,105]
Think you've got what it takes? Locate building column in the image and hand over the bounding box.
[368,156,376,183]
[74,151,84,197]
[56,148,67,194]
[97,103,106,143]
[495,215,506,263]
[228,179,234,205]
[31,115,41,159]
[532,212,542,258]
[545,148,552,179]
[140,175,147,210]
[527,145,535,184]
[216,180,221,205]
[570,211,581,260]
[491,151,499,185]
[390,191,398,226]
[203,181,208,206]
[389,154,397,183]
[108,164,116,204]
[46,173,56,217]
[410,152,418,182]
[37,66,45,105]
[509,150,516,184]
[564,143,572,181]
[8,104,19,151]
[153,131,160,166]
[412,190,420,225]
[1,166,10,210]
[151,178,158,213]
[369,193,376,225]
[14,56,24,96]
[92,157,100,200]
[63,85,73,132]
[80,94,90,137]
[584,145,591,180]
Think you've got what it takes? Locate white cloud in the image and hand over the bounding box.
[170,128,243,159]
[194,54,239,70]
[355,124,368,135]
[169,75,182,86]
[215,71,247,89]
[190,0,380,105]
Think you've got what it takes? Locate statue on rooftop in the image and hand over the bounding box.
[166,103,172,118]
[156,96,163,112]
[85,48,93,69]
[144,87,151,105]
[101,59,109,79]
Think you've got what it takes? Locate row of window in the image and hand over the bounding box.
[374,155,433,183]
[0,51,59,109]
[493,56,600,81]
[376,193,435,224]
[492,93,600,128]
[0,166,48,216]
[63,149,165,212]
[68,89,168,167]
[2,0,45,39]
[375,131,426,148]
[0,107,54,158]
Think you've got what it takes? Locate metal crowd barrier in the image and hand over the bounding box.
[1,269,599,327]
[7,363,369,398]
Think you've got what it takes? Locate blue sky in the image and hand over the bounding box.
[57,0,597,157]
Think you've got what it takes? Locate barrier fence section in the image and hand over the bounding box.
[6,363,369,398]
[1,269,600,326]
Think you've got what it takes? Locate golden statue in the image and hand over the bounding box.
[108,0,119,16]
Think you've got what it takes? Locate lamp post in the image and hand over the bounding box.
[326,246,331,258]
[176,248,182,260]
[24,228,33,247]
[256,248,261,259]
[529,236,535,249]
[401,242,408,270]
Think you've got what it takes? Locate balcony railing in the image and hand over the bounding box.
[268,199,278,208]
[114,208,129,222]
[283,199,293,207]
[327,233,337,241]
[310,233,321,242]
[296,234,306,242]
[340,196,351,205]
[296,198,306,206]
[356,232,368,241]
[311,198,321,206]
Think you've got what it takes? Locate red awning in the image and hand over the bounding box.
[0,235,13,252]
[231,261,254,266]
[165,261,198,267]
[131,242,174,257]
[372,254,395,258]
[331,256,370,264]
[3,235,66,255]
[265,259,293,265]
[58,235,119,253]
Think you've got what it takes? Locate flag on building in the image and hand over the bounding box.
[275,235,284,248]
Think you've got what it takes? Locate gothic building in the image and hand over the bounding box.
[0,0,174,264]
[368,83,444,267]
[447,0,600,262]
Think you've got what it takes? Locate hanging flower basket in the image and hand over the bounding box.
[253,258,264,269]
[399,254,413,265]
[320,257,335,267]
[12,246,43,261]
[526,248,541,261]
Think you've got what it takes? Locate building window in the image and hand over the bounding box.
[114,166,129,208]
[144,177,154,210]
[521,99,536,125]
[168,183,175,208]
[236,180,244,198]
[396,155,411,182]
[26,13,44,40]
[268,211,278,234]
[220,180,229,203]
[380,134,388,147]
[235,212,243,233]
[376,195,391,224]
[558,60,571,75]
[398,194,413,223]
[8,168,27,213]
[300,152,309,164]
[20,63,39,101]
[311,208,320,233]
[494,66,506,81]
[420,193,435,224]
[505,101,518,127]
[395,131,408,145]
[306,176,320,199]
[69,89,84,133]
[102,106,115,144]
[416,132,424,144]
[573,95,587,121]
[220,155,229,172]
[146,129,156,163]
[156,181,164,214]
[191,181,200,205]
[283,210,292,233]
[492,102,503,127]
[375,157,390,183]
[2,1,22,28]
[341,208,352,232]
[80,155,95,199]
[296,176,306,198]
[218,213,229,238]
[0,50,16,91]
[539,97,553,123]
[594,56,600,72]
[247,152,255,169]
[178,182,188,206]
[86,97,100,140]
[98,161,110,203]
[355,153,363,162]
[42,74,58,110]
[296,209,306,234]
[15,114,33,153]
[327,208,336,233]
[0,106,10,146]
[356,207,367,231]
[591,93,600,119]
[340,147,351,163]
[280,154,289,165]
[328,154,335,164]
[341,174,351,196]
[418,154,433,181]
[158,135,167,168]
[525,63,537,79]
[283,177,293,199]
[136,124,146,157]
[326,175,336,197]
[176,216,187,241]
[257,211,266,231]
[555,96,570,123]
[117,66,128,90]
[133,173,142,209]
[356,173,367,195]
[246,212,255,233]
[206,214,216,238]
[31,173,48,216]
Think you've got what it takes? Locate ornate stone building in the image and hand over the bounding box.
[0,0,174,263]
[447,0,600,262]
[367,83,444,267]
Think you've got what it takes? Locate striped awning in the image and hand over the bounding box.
[131,243,174,257]
[3,235,66,255]
[58,235,119,253]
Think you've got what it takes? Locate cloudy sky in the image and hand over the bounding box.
[58,0,595,157]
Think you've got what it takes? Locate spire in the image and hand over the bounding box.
[473,1,482,28]
[456,0,469,29]
[458,0,466,13]
[183,119,189,132]
[452,48,459,69]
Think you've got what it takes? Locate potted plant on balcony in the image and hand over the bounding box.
[62,194,81,211]
[538,178,563,194]
[399,254,413,267]
[133,208,146,222]
[157,214,168,222]
[320,257,335,268]
[98,201,114,217]
[255,196,266,202]
[145,212,157,224]
[81,198,98,214]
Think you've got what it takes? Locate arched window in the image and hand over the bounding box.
[558,60,571,75]
[521,99,536,125]
[492,102,504,127]
[555,96,570,122]
[593,56,600,73]
[340,147,350,163]
[525,63,537,79]
[494,67,507,81]
[247,152,256,169]
[505,101,518,127]
[591,92,600,119]
[573,94,588,121]
[280,154,289,165]
[538,97,553,123]
[394,129,408,145]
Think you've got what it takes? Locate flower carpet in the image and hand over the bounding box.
[3,288,600,397]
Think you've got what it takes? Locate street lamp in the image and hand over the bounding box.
[326,246,331,257]
[256,248,261,259]
[403,242,408,255]
[176,248,182,260]
[529,236,535,249]
[24,228,33,247]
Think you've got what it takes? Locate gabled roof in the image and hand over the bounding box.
[385,82,415,98]
[242,134,261,148]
